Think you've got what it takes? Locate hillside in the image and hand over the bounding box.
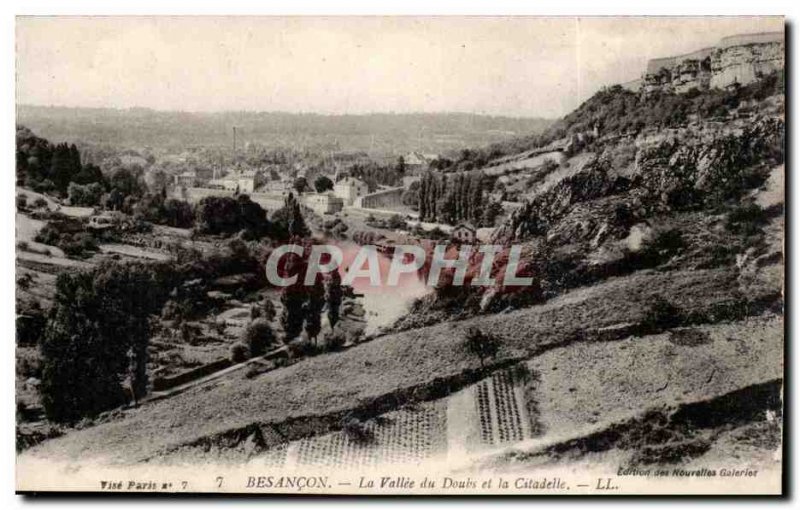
[21,263,778,464]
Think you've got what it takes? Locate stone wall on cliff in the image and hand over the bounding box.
[640,31,783,96]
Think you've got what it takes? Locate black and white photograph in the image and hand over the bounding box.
[12,14,786,495]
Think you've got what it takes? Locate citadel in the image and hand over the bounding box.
[621,31,784,95]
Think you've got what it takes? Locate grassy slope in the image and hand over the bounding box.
[25,265,766,464]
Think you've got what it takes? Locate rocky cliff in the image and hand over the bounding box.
[641,31,783,96]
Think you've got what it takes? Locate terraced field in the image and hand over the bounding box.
[288,403,447,468]
[254,370,535,469]
[244,314,782,471]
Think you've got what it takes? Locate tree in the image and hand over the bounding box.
[464,327,501,369]
[109,167,143,198]
[284,193,309,237]
[40,272,122,423]
[395,156,406,178]
[162,198,194,228]
[40,262,171,422]
[194,195,268,237]
[279,246,308,342]
[262,298,277,322]
[51,143,78,195]
[280,287,306,342]
[230,343,249,363]
[243,318,276,357]
[314,175,334,193]
[481,201,504,227]
[293,176,308,194]
[325,270,343,329]
[104,188,124,211]
[68,182,104,207]
[72,163,104,186]
[304,276,325,345]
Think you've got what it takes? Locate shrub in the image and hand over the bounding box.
[341,415,373,444]
[194,195,270,238]
[16,309,46,347]
[34,218,99,259]
[668,328,711,347]
[726,203,768,237]
[323,329,347,352]
[641,295,683,332]
[287,337,316,358]
[386,214,407,230]
[464,327,501,369]
[314,175,334,192]
[68,182,103,207]
[61,233,98,258]
[230,342,250,363]
[243,319,276,357]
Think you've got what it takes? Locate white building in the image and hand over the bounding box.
[333,177,369,206]
[404,152,440,174]
[263,177,294,194]
[303,193,344,215]
[451,222,477,244]
[208,170,265,193]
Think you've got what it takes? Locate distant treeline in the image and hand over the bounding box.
[16,106,552,155]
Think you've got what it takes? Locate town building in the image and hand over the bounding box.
[333,176,369,206]
[404,152,440,174]
[451,222,477,244]
[172,168,215,189]
[207,169,265,193]
[174,170,199,188]
[303,193,344,215]
[263,177,294,194]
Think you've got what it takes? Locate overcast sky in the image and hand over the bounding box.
[16,16,783,118]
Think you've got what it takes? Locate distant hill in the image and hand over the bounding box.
[16,105,552,156]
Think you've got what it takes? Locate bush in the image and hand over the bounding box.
[195,195,270,238]
[726,203,768,237]
[243,319,276,357]
[287,337,317,358]
[68,182,104,207]
[34,218,99,259]
[341,415,373,444]
[386,214,407,229]
[323,329,347,352]
[230,342,250,363]
[641,295,683,331]
[668,328,711,347]
[464,327,501,368]
[314,175,334,192]
[16,310,46,347]
[60,233,98,258]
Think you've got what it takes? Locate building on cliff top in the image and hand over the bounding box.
[638,31,784,96]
